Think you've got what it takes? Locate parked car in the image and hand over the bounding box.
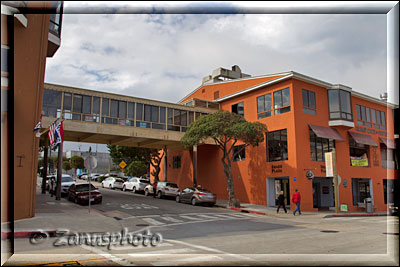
[122,177,150,193]
[101,177,125,190]
[144,181,179,199]
[176,186,216,206]
[46,174,75,196]
[77,173,87,179]
[67,183,102,205]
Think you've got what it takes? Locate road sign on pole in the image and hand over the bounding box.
[119,161,127,169]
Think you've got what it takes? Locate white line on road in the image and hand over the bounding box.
[109,242,173,251]
[153,254,224,266]
[159,216,183,223]
[128,248,194,256]
[142,218,165,226]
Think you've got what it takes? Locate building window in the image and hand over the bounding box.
[214,91,220,100]
[233,145,246,162]
[349,137,369,167]
[257,93,272,119]
[372,109,386,130]
[232,102,244,116]
[273,88,290,115]
[328,89,353,121]
[102,98,109,116]
[49,1,63,37]
[352,178,371,206]
[173,156,181,169]
[82,96,91,114]
[309,130,335,161]
[42,89,61,118]
[93,97,100,115]
[381,144,396,169]
[383,179,395,205]
[63,92,72,119]
[302,89,316,115]
[267,129,288,162]
[356,105,372,127]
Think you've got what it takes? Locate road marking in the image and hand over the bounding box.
[159,216,183,223]
[142,217,165,226]
[178,215,204,221]
[81,244,136,266]
[110,242,173,251]
[196,214,220,220]
[212,214,240,219]
[128,248,194,256]
[153,255,224,266]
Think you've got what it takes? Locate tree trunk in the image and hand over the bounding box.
[221,152,239,208]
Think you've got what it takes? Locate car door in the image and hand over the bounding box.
[68,184,76,201]
[181,188,194,203]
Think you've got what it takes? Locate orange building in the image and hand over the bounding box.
[1,1,63,222]
[155,66,398,212]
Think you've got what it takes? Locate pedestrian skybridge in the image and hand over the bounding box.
[40,83,219,149]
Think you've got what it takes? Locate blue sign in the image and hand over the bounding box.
[293,177,296,182]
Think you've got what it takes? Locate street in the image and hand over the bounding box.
[9,185,399,266]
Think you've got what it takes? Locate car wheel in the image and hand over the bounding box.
[132,187,136,193]
[145,189,149,196]
[122,185,126,192]
[101,183,104,188]
[191,198,197,206]
[176,195,180,203]
[157,191,162,199]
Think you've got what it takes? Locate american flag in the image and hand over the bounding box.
[48,118,59,146]
[53,120,64,145]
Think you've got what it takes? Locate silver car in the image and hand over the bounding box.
[101,177,124,190]
[155,182,179,199]
[176,187,216,206]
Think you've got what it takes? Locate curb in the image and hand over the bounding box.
[324,213,388,218]
[1,230,58,239]
[215,204,268,216]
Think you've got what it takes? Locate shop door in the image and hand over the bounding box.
[359,182,370,203]
[313,183,320,208]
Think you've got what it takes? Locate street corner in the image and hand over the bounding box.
[2,255,120,266]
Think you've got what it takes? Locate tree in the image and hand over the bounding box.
[149,150,164,182]
[181,110,267,208]
[62,161,72,172]
[126,161,148,177]
[70,155,85,176]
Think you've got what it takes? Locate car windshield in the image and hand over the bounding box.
[166,183,178,188]
[129,178,136,182]
[140,179,150,184]
[116,179,124,183]
[62,177,73,182]
[75,184,97,192]
[197,188,213,193]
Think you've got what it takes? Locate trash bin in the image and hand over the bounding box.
[365,198,373,213]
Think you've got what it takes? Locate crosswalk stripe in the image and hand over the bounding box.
[196,214,220,220]
[110,242,173,251]
[153,255,224,266]
[159,216,184,223]
[211,214,239,219]
[128,248,194,256]
[178,215,205,221]
[142,218,165,226]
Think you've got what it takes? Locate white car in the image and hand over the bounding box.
[101,177,124,190]
[122,177,150,193]
[60,174,75,195]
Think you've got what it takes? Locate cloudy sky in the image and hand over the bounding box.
[44,1,397,153]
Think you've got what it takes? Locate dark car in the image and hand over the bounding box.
[67,183,102,205]
[176,186,216,206]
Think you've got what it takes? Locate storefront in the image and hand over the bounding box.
[266,177,290,207]
[312,177,334,210]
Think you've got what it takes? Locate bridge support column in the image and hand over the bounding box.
[193,145,197,187]
[164,146,167,182]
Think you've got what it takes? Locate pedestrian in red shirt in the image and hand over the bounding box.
[292,189,301,215]
[152,180,158,198]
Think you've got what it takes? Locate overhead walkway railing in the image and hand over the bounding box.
[40,83,219,149]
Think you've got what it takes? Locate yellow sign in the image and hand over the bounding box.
[119,161,127,169]
[350,154,368,167]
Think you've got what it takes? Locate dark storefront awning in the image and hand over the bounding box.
[348,131,378,147]
[309,124,345,141]
[379,137,396,149]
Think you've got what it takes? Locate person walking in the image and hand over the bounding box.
[292,189,301,215]
[276,191,287,214]
[152,180,158,198]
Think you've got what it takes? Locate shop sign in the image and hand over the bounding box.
[350,154,368,167]
[306,170,314,180]
[324,152,333,177]
[272,164,283,173]
[340,204,348,212]
[372,147,380,167]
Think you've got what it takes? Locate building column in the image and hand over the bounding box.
[164,146,167,182]
[193,145,197,187]
[55,142,63,200]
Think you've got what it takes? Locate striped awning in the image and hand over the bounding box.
[309,124,345,141]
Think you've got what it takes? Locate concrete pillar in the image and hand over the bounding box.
[193,145,197,187]
[164,146,167,182]
[56,142,63,200]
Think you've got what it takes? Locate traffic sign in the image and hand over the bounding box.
[84,156,97,171]
[119,161,127,169]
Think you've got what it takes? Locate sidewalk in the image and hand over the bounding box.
[214,199,389,218]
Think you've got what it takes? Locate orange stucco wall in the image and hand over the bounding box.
[153,76,397,212]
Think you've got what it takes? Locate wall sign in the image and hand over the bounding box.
[355,126,387,137]
[272,164,283,173]
[372,147,380,167]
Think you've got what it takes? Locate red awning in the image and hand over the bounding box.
[348,131,378,147]
[309,124,345,141]
[379,137,396,149]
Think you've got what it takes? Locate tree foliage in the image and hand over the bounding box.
[62,161,72,172]
[70,156,85,170]
[181,111,267,207]
[126,161,148,177]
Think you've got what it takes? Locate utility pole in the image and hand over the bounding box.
[55,142,63,200]
[41,138,48,194]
